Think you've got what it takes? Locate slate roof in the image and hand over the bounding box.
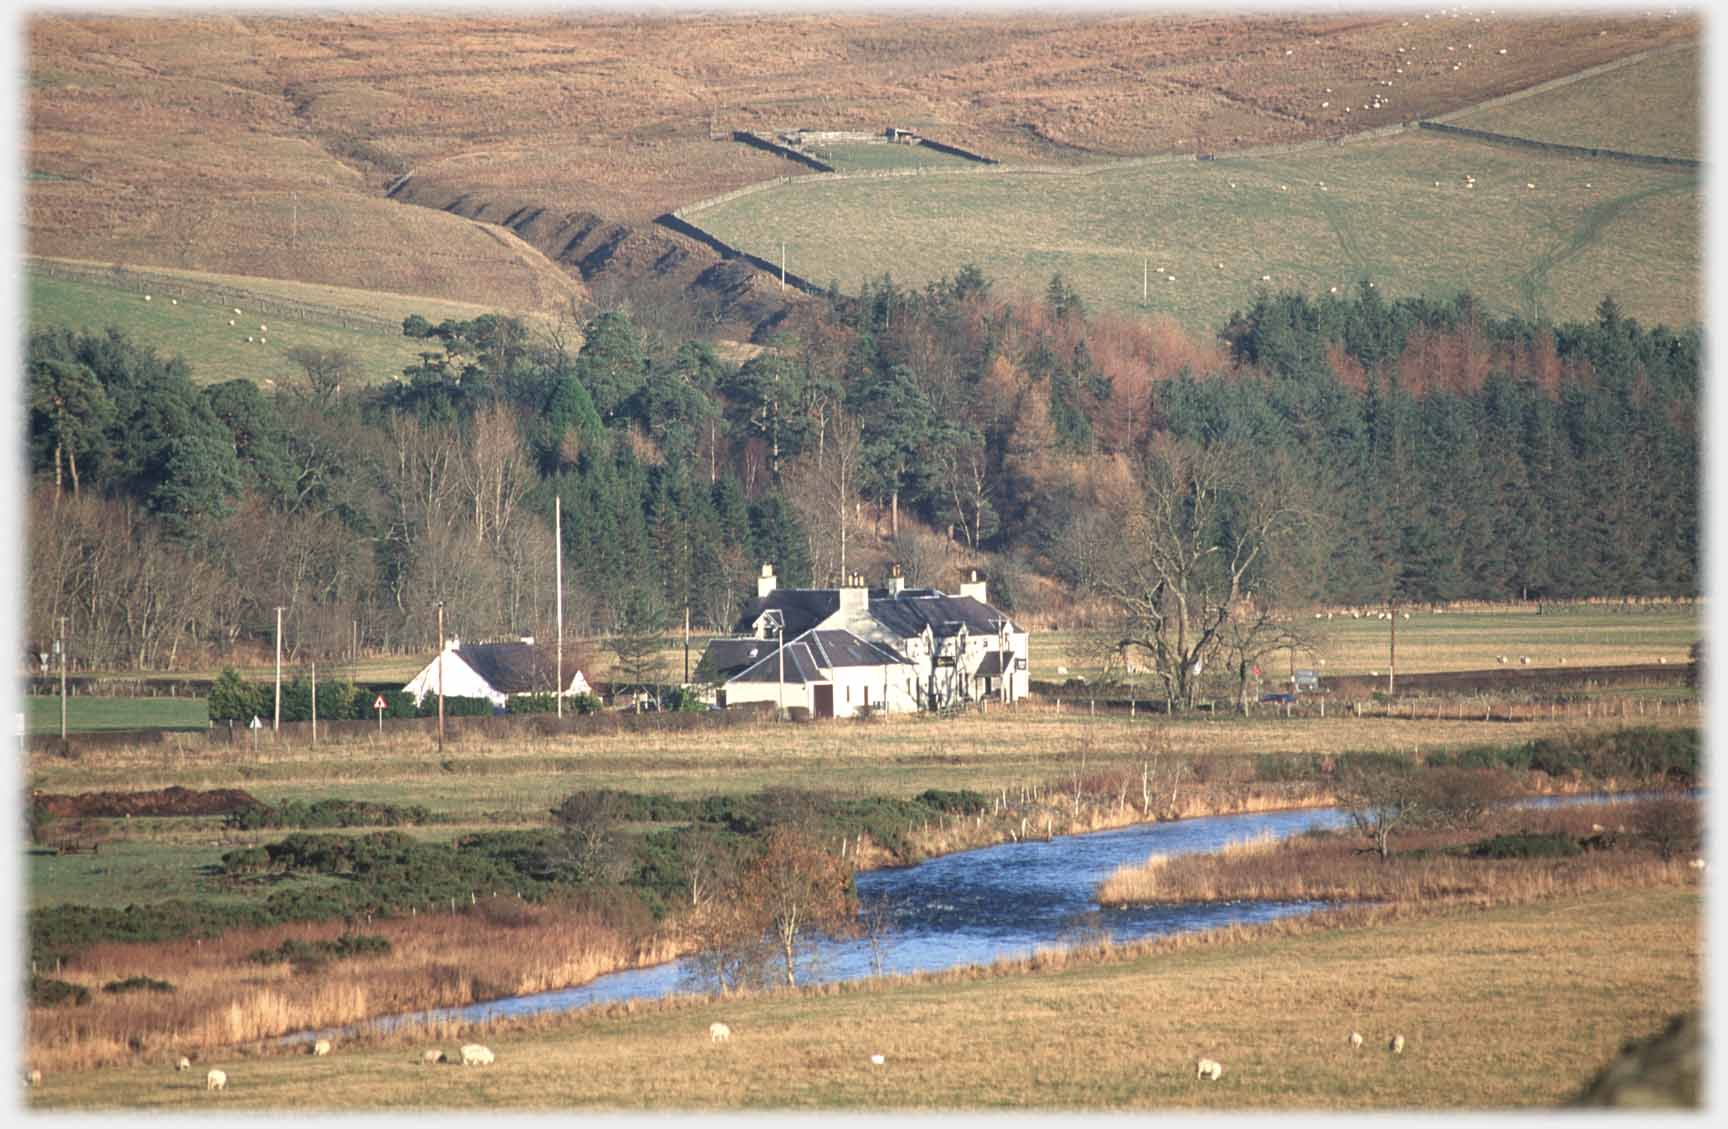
[974,650,1013,677]
[730,589,841,638]
[867,594,1015,640]
[805,630,912,669]
[694,637,772,683]
[729,641,825,684]
[455,642,557,694]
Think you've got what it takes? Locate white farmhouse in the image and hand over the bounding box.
[403,637,591,711]
[697,564,1029,718]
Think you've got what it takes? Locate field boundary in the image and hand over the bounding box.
[1415,121,1700,169]
[1428,40,1698,129]
[27,257,407,334]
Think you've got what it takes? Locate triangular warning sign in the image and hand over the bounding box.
[373,694,388,711]
[248,715,263,730]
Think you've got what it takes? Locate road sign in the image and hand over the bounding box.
[248,716,263,730]
[373,694,388,711]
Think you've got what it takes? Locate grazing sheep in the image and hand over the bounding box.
[1688,858,1706,871]
[709,1022,732,1043]
[460,1044,494,1067]
[26,1068,42,1087]
[176,1056,191,1072]
[206,1068,227,1091]
[312,1039,332,1057]
[144,295,152,302]
[1196,1058,1224,1081]
[870,1054,885,1066]
[1349,1031,1364,1049]
[422,1049,447,1065]
[1390,1035,1406,1055]
[1520,656,1531,664]
[1497,655,1508,664]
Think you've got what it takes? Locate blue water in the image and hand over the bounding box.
[305,789,1666,1040]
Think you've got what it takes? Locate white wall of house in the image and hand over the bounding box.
[828,664,921,717]
[720,679,817,716]
[402,650,505,708]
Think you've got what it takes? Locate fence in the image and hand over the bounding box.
[1024,693,1699,726]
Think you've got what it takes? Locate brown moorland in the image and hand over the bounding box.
[26,12,1698,334]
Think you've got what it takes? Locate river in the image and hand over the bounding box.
[313,791,1656,1039]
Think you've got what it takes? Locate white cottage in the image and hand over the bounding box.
[696,564,1029,717]
[403,637,591,710]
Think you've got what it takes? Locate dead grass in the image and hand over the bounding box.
[25,898,681,1075]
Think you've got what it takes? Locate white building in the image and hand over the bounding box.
[697,564,1029,718]
[403,637,591,710]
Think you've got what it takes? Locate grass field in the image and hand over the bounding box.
[24,884,1701,1110]
[25,695,208,735]
[1450,45,1700,160]
[26,262,561,388]
[810,142,982,174]
[694,127,1699,331]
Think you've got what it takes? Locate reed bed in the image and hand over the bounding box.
[1096,801,1696,908]
[24,900,681,1074]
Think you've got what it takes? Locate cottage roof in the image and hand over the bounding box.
[867,593,1013,640]
[454,641,558,694]
[974,650,1014,677]
[805,630,912,668]
[694,637,772,683]
[729,640,825,685]
[731,589,841,638]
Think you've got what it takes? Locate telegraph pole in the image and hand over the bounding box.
[274,606,284,732]
[780,240,786,290]
[58,616,67,742]
[1388,600,1397,696]
[556,496,564,719]
[310,661,317,747]
[436,602,446,755]
[683,605,691,685]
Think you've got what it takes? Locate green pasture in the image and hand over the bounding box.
[24,834,351,912]
[809,142,981,173]
[25,269,510,389]
[26,695,208,735]
[1449,46,1700,161]
[695,129,1699,331]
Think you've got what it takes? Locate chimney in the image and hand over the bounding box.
[757,562,778,599]
[958,569,987,605]
[887,562,905,597]
[839,570,868,613]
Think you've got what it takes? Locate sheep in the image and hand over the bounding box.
[709,1022,732,1043]
[1519,656,1531,665]
[233,308,242,316]
[1196,1058,1224,1081]
[260,337,267,344]
[176,1056,191,1072]
[312,1039,332,1057]
[1497,655,1509,664]
[460,1044,494,1066]
[206,1068,227,1091]
[870,1054,885,1066]
[26,1068,42,1087]
[228,319,235,327]
[1390,1034,1406,1055]
[422,1049,447,1065]
[144,294,152,302]
[1688,858,1706,871]
[1348,1031,1364,1049]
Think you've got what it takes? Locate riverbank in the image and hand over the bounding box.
[27,882,1702,1110]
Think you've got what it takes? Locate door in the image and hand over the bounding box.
[813,683,835,718]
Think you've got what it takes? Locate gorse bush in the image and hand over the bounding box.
[245,934,392,969]
[100,975,176,994]
[28,976,90,1008]
[1460,832,1583,860]
[226,798,435,831]
[1426,727,1698,784]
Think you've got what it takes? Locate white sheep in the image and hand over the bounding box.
[1390,1034,1406,1054]
[870,1054,885,1066]
[1519,656,1531,665]
[1497,656,1508,664]
[1688,858,1706,871]
[144,294,152,302]
[26,1068,42,1087]
[460,1044,494,1066]
[709,1022,732,1043]
[206,1068,227,1091]
[176,1056,191,1072]
[312,1039,332,1057]
[234,308,242,316]
[1348,1030,1364,1049]
[422,1049,447,1065]
[1196,1058,1224,1081]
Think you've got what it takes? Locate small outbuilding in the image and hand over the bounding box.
[403,637,590,710]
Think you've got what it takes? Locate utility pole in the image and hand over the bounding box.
[763,609,785,720]
[1143,256,1149,305]
[555,496,564,720]
[683,605,691,685]
[274,606,285,732]
[58,616,67,743]
[310,661,317,747]
[436,602,446,755]
[780,240,786,290]
[1388,599,1397,696]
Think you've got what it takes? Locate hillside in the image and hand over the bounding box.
[24,11,1699,339]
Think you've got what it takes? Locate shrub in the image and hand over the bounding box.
[227,798,434,831]
[1630,791,1701,861]
[28,976,91,1007]
[507,692,558,715]
[208,667,265,723]
[1462,832,1582,860]
[914,788,990,814]
[220,846,271,876]
[246,934,392,969]
[568,692,603,715]
[418,695,494,718]
[101,975,175,995]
